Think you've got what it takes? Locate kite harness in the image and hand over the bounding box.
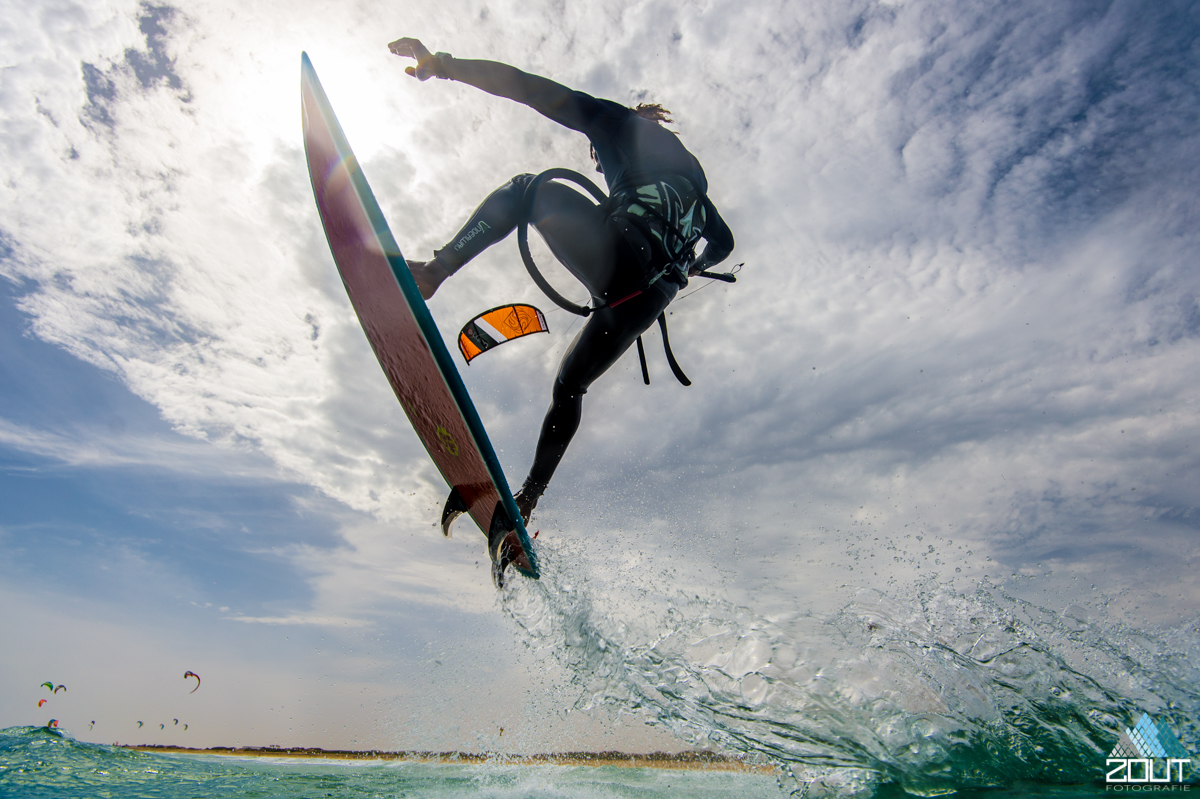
[517,168,737,386]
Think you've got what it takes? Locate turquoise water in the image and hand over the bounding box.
[497,551,1200,797]
[0,726,1132,798]
[5,576,1196,797]
[0,726,783,798]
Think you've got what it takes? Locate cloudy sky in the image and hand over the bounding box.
[1,0,1198,757]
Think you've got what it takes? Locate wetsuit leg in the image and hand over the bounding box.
[525,181,618,298]
[523,279,678,491]
[433,174,535,272]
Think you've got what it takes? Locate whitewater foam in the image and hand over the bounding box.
[499,539,1199,797]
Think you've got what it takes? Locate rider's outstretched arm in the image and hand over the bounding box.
[389,38,594,132]
[447,59,593,130]
[691,200,735,274]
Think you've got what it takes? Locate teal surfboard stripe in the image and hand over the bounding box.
[301,52,537,572]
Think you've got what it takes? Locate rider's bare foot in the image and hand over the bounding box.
[407,257,451,299]
[514,480,545,526]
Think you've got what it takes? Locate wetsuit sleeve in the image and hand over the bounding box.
[696,198,735,268]
[440,57,608,133]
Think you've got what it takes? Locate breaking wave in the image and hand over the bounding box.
[500,538,1200,797]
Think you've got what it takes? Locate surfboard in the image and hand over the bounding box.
[300,52,538,587]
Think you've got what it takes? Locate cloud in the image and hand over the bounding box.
[1,0,1198,632]
[0,417,278,477]
[224,614,369,626]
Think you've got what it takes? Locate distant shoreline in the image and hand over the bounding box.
[126,745,772,772]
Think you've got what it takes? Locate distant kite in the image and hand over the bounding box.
[40,682,54,692]
[457,304,549,363]
[183,724,188,731]
[46,719,58,728]
[159,724,165,730]
[89,721,96,730]
[137,721,144,728]
[54,685,66,694]
[173,719,179,725]
[38,699,47,708]
[184,671,201,693]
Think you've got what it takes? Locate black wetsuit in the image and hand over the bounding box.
[429,58,735,497]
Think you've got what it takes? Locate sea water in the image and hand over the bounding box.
[0,725,1137,798]
[0,727,783,798]
[495,536,1199,798]
[6,560,1196,797]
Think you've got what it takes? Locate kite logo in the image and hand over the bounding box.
[1105,713,1194,788]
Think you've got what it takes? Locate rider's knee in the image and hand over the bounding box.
[551,376,586,404]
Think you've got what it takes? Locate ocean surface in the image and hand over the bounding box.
[5,564,1197,797]
[0,726,1121,798]
[494,550,1199,798]
[0,726,776,798]
[6,583,1198,798]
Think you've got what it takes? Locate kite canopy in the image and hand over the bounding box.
[457,304,548,363]
[184,671,200,693]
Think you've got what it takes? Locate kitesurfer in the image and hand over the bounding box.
[389,38,735,525]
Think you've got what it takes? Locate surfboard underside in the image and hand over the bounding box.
[299,52,538,580]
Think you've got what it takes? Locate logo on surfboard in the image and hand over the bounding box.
[436,426,460,456]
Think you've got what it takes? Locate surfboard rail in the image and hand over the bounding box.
[300,51,538,579]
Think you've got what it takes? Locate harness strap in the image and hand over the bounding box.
[607,289,644,309]
[658,313,691,386]
[636,336,650,385]
[517,168,608,317]
[634,315,691,387]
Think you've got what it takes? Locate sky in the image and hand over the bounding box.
[1,0,1198,758]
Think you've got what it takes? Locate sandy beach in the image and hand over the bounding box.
[126,745,774,772]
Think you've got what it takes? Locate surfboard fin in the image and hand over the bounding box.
[488,502,537,588]
[490,530,535,589]
[440,487,469,538]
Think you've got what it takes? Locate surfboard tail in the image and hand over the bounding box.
[485,499,538,585]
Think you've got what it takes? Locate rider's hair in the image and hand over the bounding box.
[632,103,674,125]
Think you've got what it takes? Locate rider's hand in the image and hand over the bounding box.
[388,37,439,80]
